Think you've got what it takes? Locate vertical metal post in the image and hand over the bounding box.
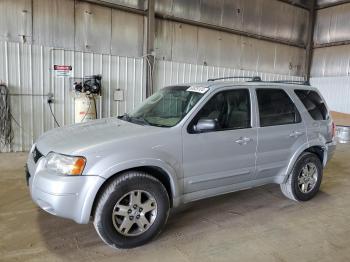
[146,0,155,97]
[305,0,317,82]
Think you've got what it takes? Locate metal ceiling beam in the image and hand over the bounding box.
[305,0,316,81]
[276,0,311,10]
[314,40,350,48]
[317,0,350,9]
[82,0,146,15]
[156,14,306,49]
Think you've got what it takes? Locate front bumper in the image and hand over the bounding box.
[27,150,105,224]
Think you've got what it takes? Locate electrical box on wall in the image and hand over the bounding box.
[114,89,124,101]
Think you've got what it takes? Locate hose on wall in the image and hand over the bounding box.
[0,84,13,148]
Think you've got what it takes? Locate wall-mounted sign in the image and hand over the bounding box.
[54,65,72,77]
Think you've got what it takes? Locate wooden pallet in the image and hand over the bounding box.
[331,111,350,126]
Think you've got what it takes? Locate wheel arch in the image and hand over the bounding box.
[304,146,324,164]
[90,165,178,218]
[284,143,325,183]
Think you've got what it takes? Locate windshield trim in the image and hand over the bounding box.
[127,85,209,128]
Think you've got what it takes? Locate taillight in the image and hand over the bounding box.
[332,121,336,139]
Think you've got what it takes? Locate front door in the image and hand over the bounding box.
[182,88,257,198]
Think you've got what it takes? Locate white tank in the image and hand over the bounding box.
[74,93,97,123]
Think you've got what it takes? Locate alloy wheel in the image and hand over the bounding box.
[297,162,318,194]
[112,190,158,236]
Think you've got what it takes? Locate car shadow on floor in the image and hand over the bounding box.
[35,182,333,257]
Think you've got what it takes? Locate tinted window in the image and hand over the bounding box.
[295,90,328,120]
[256,89,301,127]
[191,89,251,132]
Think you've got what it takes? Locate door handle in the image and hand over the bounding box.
[235,137,252,145]
[289,131,304,138]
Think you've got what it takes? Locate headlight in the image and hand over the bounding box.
[45,152,86,176]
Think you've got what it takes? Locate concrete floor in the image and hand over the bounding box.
[1,144,350,262]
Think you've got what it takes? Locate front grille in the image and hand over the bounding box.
[32,147,43,163]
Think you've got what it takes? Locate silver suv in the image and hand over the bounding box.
[26,77,336,249]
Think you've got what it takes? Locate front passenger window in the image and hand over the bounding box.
[190,89,251,132]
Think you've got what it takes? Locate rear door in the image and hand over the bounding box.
[255,88,307,180]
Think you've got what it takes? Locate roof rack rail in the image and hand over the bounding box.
[207,76,310,86]
[266,80,310,86]
[207,76,262,82]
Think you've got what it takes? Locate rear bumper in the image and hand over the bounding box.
[324,139,337,166]
[27,151,105,224]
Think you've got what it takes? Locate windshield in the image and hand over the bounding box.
[125,85,207,127]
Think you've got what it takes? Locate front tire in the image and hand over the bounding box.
[93,171,170,249]
[280,152,323,201]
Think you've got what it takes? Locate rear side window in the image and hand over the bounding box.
[294,90,328,120]
[256,88,301,127]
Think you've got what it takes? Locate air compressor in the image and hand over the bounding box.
[73,75,102,123]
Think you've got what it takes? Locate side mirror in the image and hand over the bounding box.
[194,118,217,133]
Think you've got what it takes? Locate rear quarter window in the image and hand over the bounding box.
[294,90,328,120]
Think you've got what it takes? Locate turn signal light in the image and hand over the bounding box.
[71,158,86,175]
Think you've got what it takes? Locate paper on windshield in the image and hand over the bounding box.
[186,86,209,94]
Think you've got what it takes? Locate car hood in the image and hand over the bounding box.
[36,117,161,155]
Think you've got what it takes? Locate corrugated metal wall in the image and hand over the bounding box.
[92,0,311,47]
[155,59,303,91]
[311,45,350,77]
[155,20,305,76]
[0,0,146,57]
[156,0,309,45]
[310,1,350,115]
[311,77,350,114]
[0,0,32,43]
[314,3,350,46]
[0,41,145,152]
[0,0,307,77]
[312,2,350,77]
[154,0,307,75]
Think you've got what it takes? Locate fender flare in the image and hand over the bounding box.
[283,139,326,183]
[100,158,181,199]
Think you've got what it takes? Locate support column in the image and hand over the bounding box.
[146,0,155,97]
[305,0,317,82]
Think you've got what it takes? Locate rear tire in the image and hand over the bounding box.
[93,171,170,249]
[280,152,323,201]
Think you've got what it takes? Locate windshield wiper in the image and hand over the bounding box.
[119,113,150,126]
[147,123,170,128]
[118,113,131,121]
[119,114,166,127]
[131,116,150,126]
